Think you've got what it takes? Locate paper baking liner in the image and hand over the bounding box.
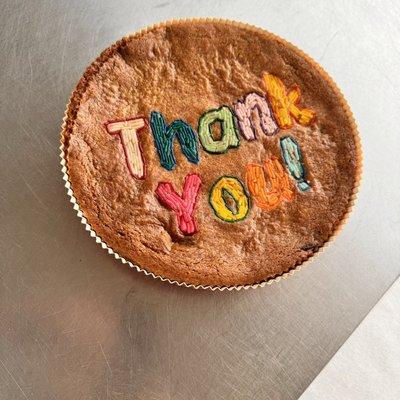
[60,18,363,291]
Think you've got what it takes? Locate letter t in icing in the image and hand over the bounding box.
[106,117,147,179]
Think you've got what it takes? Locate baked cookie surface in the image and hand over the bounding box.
[63,20,360,287]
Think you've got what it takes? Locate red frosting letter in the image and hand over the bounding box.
[156,173,202,235]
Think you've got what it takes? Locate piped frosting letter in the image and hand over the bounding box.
[209,176,249,222]
[156,173,202,235]
[150,111,199,171]
[198,106,240,153]
[245,157,294,211]
[262,73,316,129]
[234,92,278,140]
[106,117,147,179]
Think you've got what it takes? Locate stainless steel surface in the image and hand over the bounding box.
[1,1,399,399]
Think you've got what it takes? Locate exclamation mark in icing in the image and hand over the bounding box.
[280,136,311,192]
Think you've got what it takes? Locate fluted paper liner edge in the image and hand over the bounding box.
[60,18,363,291]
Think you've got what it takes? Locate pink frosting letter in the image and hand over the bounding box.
[234,92,278,140]
[156,173,202,235]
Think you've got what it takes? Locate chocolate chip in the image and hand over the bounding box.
[301,243,319,251]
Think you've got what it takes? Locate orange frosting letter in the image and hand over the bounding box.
[262,73,316,129]
[245,157,294,211]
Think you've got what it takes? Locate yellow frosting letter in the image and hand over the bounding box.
[262,73,316,129]
[209,176,249,222]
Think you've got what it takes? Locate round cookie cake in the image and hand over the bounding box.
[61,19,361,289]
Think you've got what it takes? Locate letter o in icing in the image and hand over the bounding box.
[209,176,249,222]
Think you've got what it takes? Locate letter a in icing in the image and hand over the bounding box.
[209,176,249,222]
[106,117,147,179]
[234,92,278,140]
[262,73,316,129]
[150,111,199,171]
[246,157,294,211]
[198,106,240,153]
[156,173,202,235]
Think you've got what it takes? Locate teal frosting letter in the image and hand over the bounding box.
[150,111,199,171]
[198,106,240,154]
[280,136,311,192]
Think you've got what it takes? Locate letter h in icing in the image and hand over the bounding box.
[150,111,199,171]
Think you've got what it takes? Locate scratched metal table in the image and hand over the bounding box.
[1,1,399,399]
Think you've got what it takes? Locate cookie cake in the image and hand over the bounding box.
[60,19,362,289]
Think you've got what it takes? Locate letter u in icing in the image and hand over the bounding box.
[246,157,294,211]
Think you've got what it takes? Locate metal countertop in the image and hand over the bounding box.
[1,1,399,399]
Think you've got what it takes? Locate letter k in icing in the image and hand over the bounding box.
[262,73,316,129]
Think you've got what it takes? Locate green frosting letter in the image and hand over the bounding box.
[198,106,240,154]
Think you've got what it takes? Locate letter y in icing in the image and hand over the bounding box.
[156,173,202,235]
[106,117,147,179]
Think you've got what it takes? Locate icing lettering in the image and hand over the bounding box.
[150,111,199,171]
[209,176,249,222]
[105,72,318,234]
[198,106,240,153]
[246,157,294,211]
[155,173,202,235]
[106,117,147,179]
[262,73,316,129]
[280,136,311,192]
[234,92,278,140]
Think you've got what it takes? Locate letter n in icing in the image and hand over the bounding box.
[106,117,147,179]
[234,92,278,140]
[246,157,294,211]
[198,106,240,153]
[156,173,202,235]
[150,111,199,171]
[209,176,249,222]
[280,136,311,191]
[262,73,316,129]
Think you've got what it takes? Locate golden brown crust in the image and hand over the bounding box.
[61,19,362,287]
